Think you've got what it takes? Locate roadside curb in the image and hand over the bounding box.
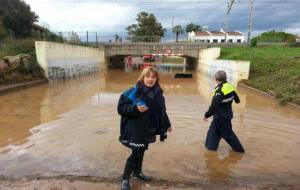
[0,79,48,95]
[238,82,300,111]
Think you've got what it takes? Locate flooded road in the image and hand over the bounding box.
[0,67,300,190]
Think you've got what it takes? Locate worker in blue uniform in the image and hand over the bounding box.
[203,70,245,153]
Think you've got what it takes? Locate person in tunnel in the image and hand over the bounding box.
[203,70,245,153]
[117,66,172,190]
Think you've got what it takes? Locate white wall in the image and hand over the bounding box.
[35,41,105,79]
[199,47,221,62]
[198,47,250,86]
[227,35,245,43]
[188,31,244,43]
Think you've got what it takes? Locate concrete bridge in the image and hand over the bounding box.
[99,42,246,59]
[103,43,207,58]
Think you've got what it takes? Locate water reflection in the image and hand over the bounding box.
[204,151,243,182]
[131,182,143,190]
[0,73,106,148]
[0,85,48,147]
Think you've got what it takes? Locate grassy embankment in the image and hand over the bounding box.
[0,38,44,85]
[220,45,300,105]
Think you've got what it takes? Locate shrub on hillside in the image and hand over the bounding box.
[250,37,258,47]
[251,30,296,45]
[0,38,44,79]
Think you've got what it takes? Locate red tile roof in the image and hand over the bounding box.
[210,31,225,35]
[194,31,243,36]
[227,31,243,36]
[195,31,210,36]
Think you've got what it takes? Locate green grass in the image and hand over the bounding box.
[220,46,300,105]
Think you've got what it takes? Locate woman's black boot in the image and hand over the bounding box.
[133,153,151,181]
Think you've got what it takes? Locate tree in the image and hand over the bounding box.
[67,31,80,43]
[115,34,120,42]
[0,0,38,38]
[185,23,202,33]
[44,29,64,43]
[172,25,184,42]
[126,12,165,42]
[0,17,7,41]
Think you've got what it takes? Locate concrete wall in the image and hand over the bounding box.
[198,47,250,86]
[35,41,105,79]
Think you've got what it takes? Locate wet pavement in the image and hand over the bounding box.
[0,68,300,190]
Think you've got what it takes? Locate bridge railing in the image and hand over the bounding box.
[50,31,249,47]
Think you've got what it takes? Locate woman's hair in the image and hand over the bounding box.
[137,66,161,87]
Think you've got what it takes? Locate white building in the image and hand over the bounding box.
[188,29,245,43]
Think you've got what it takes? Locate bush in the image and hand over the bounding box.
[0,38,45,84]
[1,38,36,56]
[289,42,300,47]
[250,37,258,47]
[257,30,296,43]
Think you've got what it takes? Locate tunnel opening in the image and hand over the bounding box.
[106,55,127,69]
[106,54,198,71]
[182,56,198,70]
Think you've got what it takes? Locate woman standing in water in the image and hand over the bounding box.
[117,67,172,190]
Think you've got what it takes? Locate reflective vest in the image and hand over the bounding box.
[213,83,236,103]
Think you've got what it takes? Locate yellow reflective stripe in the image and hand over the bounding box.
[212,87,219,96]
[221,83,235,95]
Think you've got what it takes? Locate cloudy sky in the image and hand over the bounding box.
[24,0,300,38]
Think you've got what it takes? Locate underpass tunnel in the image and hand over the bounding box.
[106,54,199,70]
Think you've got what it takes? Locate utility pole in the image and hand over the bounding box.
[96,32,98,47]
[226,0,235,42]
[247,0,254,43]
[171,16,174,42]
[225,2,228,32]
[86,31,89,44]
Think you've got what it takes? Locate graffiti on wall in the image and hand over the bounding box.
[207,60,235,84]
[47,58,99,80]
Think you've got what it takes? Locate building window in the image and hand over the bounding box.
[221,39,225,43]
[207,40,210,43]
[228,39,233,43]
[213,39,218,43]
[237,39,241,43]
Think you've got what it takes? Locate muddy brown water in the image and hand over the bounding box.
[0,68,300,190]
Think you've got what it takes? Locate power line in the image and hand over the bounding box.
[33,0,299,5]
[32,4,293,11]
[227,0,235,14]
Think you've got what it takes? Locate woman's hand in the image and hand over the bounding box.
[167,127,173,132]
[137,105,149,112]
